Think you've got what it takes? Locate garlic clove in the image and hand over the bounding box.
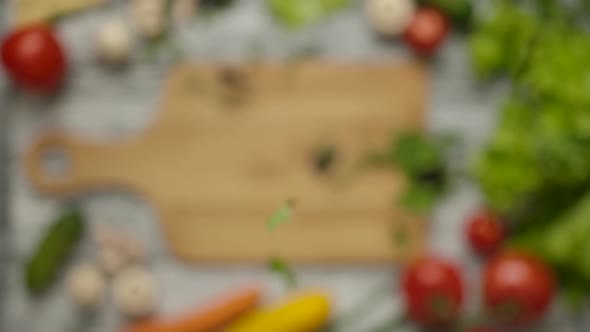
[112,266,159,318]
[365,0,416,37]
[95,20,134,64]
[66,263,106,310]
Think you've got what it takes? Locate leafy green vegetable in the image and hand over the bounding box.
[419,0,473,28]
[366,133,449,213]
[512,193,590,285]
[469,3,538,79]
[472,2,590,215]
[521,24,590,106]
[266,199,295,231]
[267,256,297,288]
[472,0,590,295]
[391,134,445,177]
[267,0,349,28]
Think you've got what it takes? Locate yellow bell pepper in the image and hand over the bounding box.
[224,292,331,332]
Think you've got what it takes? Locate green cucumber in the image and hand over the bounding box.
[25,210,84,295]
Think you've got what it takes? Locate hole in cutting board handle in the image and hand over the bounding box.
[39,145,72,181]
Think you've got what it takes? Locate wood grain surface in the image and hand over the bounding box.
[25,62,428,263]
[13,0,103,26]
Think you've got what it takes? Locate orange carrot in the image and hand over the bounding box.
[123,285,262,332]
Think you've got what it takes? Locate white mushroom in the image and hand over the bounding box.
[112,266,159,318]
[365,0,416,37]
[98,246,128,275]
[95,20,134,65]
[66,263,105,310]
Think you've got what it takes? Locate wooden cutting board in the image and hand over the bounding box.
[25,62,428,263]
[13,0,104,26]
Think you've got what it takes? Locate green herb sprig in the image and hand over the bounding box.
[266,199,298,289]
[266,199,296,231]
[365,132,450,214]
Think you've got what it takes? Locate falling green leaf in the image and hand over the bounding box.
[266,199,295,231]
[268,256,297,288]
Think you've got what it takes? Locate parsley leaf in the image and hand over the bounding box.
[365,132,449,214]
[267,256,297,288]
[266,199,295,231]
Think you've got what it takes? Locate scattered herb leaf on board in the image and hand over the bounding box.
[313,144,337,173]
[25,209,84,295]
[219,67,249,91]
[266,199,295,231]
[218,66,251,107]
[268,256,297,288]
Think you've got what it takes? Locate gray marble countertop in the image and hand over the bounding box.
[1,1,586,331]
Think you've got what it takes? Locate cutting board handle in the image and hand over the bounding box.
[25,132,129,195]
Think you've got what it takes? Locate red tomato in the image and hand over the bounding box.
[403,7,450,55]
[466,210,506,256]
[402,256,463,326]
[483,251,555,325]
[1,25,67,92]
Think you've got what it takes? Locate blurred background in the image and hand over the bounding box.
[1,0,590,331]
